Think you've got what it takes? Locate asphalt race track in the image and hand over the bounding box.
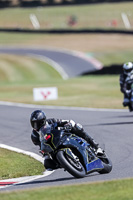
[0,47,101,78]
[0,104,133,191]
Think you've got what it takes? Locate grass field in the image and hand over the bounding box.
[0,2,133,30]
[0,54,61,81]
[0,148,44,180]
[0,54,123,109]
[0,178,133,200]
[0,2,133,67]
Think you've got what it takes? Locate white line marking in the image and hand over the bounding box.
[0,101,128,112]
[0,144,44,164]
[28,53,69,80]
[0,170,54,189]
[30,14,40,29]
[121,12,131,29]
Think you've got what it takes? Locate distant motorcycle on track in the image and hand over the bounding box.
[125,74,133,112]
[40,123,112,178]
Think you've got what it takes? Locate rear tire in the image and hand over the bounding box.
[128,103,133,112]
[56,150,86,178]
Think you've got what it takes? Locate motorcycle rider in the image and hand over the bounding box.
[120,62,133,110]
[30,110,104,170]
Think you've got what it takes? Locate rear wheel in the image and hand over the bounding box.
[129,102,133,111]
[56,150,86,178]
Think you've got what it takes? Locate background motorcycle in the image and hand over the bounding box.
[125,74,133,112]
[40,123,112,178]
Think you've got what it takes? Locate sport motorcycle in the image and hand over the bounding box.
[39,123,112,178]
[125,74,133,112]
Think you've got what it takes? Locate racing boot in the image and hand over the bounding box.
[44,155,60,170]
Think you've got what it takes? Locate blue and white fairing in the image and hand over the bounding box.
[60,135,104,174]
[39,122,104,174]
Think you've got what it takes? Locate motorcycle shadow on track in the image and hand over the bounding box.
[15,172,101,187]
[88,121,133,126]
[113,115,133,118]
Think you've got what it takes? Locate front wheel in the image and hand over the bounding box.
[128,103,133,112]
[98,153,112,174]
[56,150,86,178]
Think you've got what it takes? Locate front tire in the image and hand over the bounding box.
[56,150,86,178]
[98,153,112,174]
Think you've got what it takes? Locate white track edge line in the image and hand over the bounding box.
[0,101,128,112]
[27,53,69,80]
[0,144,44,164]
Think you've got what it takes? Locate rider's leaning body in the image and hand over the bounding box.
[119,62,133,108]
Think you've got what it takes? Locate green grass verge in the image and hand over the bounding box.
[0,54,61,81]
[0,75,123,109]
[0,54,123,109]
[0,2,133,67]
[92,50,133,66]
[0,178,133,200]
[0,148,44,180]
[0,2,133,30]
[0,32,133,67]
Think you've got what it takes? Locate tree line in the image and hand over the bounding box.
[0,0,133,8]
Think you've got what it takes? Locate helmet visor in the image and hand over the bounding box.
[31,119,46,130]
[32,121,38,130]
[125,68,132,73]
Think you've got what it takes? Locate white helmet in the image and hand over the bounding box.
[123,62,133,75]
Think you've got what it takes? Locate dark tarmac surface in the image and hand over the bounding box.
[0,104,133,191]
